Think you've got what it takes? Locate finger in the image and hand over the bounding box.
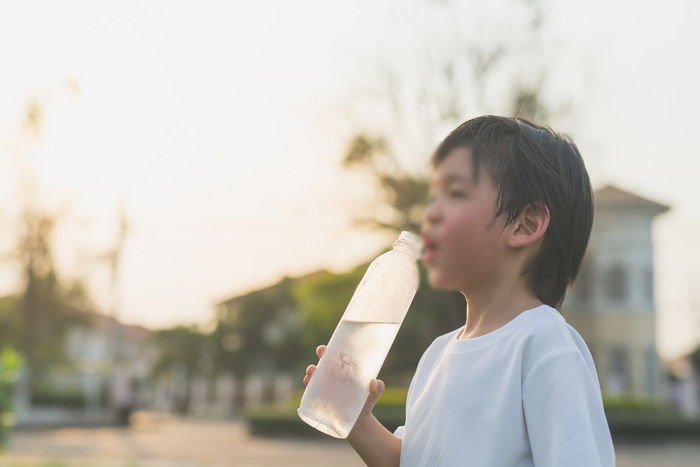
[360,379,386,417]
[305,364,315,375]
[369,379,385,396]
[315,345,327,358]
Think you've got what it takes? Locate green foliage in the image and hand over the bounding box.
[375,386,408,407]
[602,394,667,413]
[0,296,22,349]
[605,412,700,442]
[2,207,93,397]
[342,135,389,169]
[150,325,209,413]
[151,325,207,377]
[214,276,304,374]
[342,133,428,234]
[19,271,91,372]
[690,344,700,375]
[292,265,367,360]
[598,395,700,440]
[31,388,86,408]
[246,404,327,439]
[377,174,428,231]
[381,265,464,378]
[0,348,24,448]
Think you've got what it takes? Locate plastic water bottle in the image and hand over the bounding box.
[297,231,422,438]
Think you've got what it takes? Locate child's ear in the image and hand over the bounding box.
[507,203,550,248]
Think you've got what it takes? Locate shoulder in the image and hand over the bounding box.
[414,327,461,370]
[424,327,460,357]
[514,305,592,377]
[516,305,576,344]
[404,326,462,406]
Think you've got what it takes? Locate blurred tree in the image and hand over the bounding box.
[690,344,700,377]
[342,0,556,235]
[209,264,465,398]
[7,207,92,408]
[151,325,207,414]
[0,297,22,349]
[4,81,93,409]
[292,266,366,355]
[214,276,304,411]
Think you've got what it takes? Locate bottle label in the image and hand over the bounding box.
[342,257,415,323]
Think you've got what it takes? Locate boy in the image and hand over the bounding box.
[303,116,616,466]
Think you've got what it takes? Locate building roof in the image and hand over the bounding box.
[85,311,152,341]
[594,185,670,215]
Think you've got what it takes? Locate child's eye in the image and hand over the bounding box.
[449,191,465,198]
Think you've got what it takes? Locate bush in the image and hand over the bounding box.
[31,389,86,408]
[602,394,667,413]
[246,388,409,438]
[247,388,700,440]
[607,413,700,441]
[0,348,23,449]
[246,404,327,438]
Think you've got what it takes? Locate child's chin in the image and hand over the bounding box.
[427,272,454,290]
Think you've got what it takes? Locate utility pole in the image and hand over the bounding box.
[104,202,130,424]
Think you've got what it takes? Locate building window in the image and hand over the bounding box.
[644,268,654,304]
[605,264,627,302]
[574,262,592,304]
[607,345,630,394]
[645,346,657,396]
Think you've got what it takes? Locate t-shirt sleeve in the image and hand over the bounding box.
[522,347,616,467]
[391,332,455,443]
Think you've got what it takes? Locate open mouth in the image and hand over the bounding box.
[421,236,437,263]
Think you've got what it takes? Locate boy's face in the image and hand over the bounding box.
[421,146,509,292]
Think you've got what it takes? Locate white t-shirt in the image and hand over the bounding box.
[393,304,616,466]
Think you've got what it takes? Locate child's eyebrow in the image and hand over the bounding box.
[433,174,472,186]
[429,174,473,196]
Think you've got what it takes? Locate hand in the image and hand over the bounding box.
[303,344,386,418]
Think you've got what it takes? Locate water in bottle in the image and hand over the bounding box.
[297,231,421,438]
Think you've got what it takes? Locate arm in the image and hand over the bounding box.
[346,382,402,467]
[522,347,616,467]
[304,346,401,467]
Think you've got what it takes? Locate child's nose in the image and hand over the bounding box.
[424,201,442,224]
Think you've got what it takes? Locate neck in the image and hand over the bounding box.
[458,271,543,340]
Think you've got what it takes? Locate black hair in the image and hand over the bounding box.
[431,115,593,309]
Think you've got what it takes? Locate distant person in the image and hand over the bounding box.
[111,367,134,427]
[303,116,615,466]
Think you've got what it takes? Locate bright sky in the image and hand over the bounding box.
[0,1,698,360]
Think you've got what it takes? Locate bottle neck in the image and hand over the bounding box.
[392,240,419,260]
[391,231,421,260]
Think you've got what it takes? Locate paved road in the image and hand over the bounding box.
[2,413,699,466]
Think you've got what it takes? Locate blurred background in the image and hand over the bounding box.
[0,0,699,465]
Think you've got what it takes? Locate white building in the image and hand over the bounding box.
[561,185,669,401]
